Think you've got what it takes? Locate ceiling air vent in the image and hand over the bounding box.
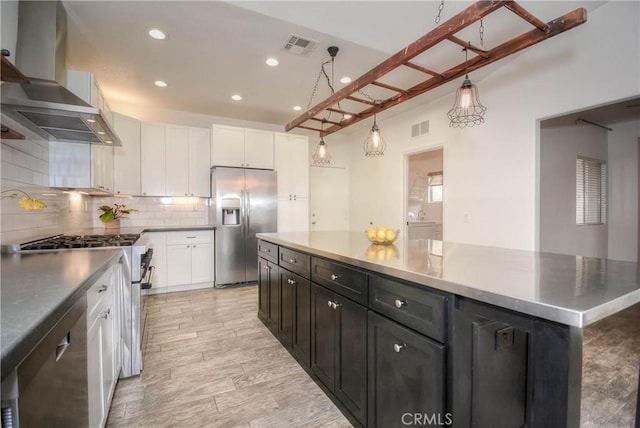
[281,34,319,56]
[411,120,429,138]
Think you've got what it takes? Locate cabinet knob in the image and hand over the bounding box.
[394,299,407,309]
[330,274,341,281]
[393,343,406,353]
[193,245,197,248]
[98,285,108,293]
[327,300,342,310]
[102,308,111,319]
[288,278,297,285]
[263,265,270,270]
[289,258,296,264]
[117,191,121,194]
[185,193,188,196]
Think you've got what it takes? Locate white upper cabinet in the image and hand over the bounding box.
[91,145,113,192]
[141,123,166,197]
[244,129,274,169]
[274,132,309,199]
[211,125,274,169]
[66,70,113,126]
[165,125,190,196]
[188,127,212,197]
[211,125,245,167]
[112,113,141,195]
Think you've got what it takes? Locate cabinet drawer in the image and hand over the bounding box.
[312,257,367,305]
[166,230,212,245]
[279,247,310,278]
[369,274,448,343]
[257,240,278,263]
[87,268,113,321]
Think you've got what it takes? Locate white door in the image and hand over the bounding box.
[244,129,274,169]
[166,244,192,286]
[141,123,166,196]
[191,242,214,284]
[112,113,141,195]
[310,166,349,231]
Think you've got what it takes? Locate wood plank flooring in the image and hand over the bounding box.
[106,286,352,428]
[107,286,639,427]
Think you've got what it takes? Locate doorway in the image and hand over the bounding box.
[405,148,444,240]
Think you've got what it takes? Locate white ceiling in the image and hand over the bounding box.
[63,1,606,130]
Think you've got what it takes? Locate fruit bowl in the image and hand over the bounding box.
[365,226,399,245]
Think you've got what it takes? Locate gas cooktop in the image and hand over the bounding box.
[11,233,141,252]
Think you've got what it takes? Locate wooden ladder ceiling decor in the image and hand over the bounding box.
[285,0,587,137]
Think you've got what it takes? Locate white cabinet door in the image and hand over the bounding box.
[274,132,309,199]
[139,232,167,288]
[244,129,274,169]
[165,125,190,197]
[112,113,141,195]
[189,128,211,197]
[87,317,104,428]
[101,300,116,409]
[191,242,214,284]
[91,144,114,192]
[141,123,166,196]
[211,124,244,167]
[167,245,192,286]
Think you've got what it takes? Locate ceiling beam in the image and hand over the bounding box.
[285,0,510,132]
[320,7,587,136]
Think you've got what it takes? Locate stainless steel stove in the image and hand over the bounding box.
[3,233,151,378]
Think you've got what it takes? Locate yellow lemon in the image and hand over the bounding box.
[376,229,387,240]
[377,226,388,232]
[385,230,397,241]
[366,228,377,240]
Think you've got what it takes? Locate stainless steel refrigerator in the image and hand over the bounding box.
[211,167,277,286]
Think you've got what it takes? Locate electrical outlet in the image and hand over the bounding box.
[463,212,470,223]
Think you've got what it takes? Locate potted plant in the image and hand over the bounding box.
[98,203,137,231]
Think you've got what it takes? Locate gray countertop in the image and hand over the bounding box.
[257,232,640,328]
[1,249,123,380]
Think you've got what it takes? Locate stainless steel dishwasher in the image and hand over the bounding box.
[17,295,88,427]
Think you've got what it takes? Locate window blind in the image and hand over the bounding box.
[576,157,606,225]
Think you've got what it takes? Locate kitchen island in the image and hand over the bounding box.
[256,231,640,428]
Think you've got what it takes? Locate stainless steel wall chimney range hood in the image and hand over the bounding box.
[0,1,121,146]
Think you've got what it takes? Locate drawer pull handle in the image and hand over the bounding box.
[289,258,296,263]
[98,285,108,293]
[393,343,406,353]
[394,299,407,309]
[186,236,197,239]
[330,274,341,281]
[328,301,342,310]
[262,248,271,253]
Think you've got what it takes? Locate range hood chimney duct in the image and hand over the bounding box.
[1,1,121,146]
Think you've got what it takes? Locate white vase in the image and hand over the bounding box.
[104,218,121,233]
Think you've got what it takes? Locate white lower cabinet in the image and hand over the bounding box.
[143,230,215,294]
[87,263,123,428]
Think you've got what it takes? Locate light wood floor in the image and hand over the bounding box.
[107,286,639,428]
[106,286,352,428]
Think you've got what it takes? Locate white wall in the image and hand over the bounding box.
[607,120,640,262]
[0,1,18,64]
[539,124,608,257]
[347,1,639,250]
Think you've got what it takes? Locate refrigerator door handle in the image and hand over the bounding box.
[245,190,250,233]
[240,189,245,237]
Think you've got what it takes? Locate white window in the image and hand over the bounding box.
[576,157,606,225]
[427,172,443,203]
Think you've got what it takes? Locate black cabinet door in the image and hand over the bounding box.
[266,262,279,332]
[311,283,337,391]
[290,272,311,367]
[334,295,368,426]
[368,312,446,428]
[257,257,269,321]
[279,269,294,348]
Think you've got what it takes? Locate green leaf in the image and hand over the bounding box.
[99,212,115,223]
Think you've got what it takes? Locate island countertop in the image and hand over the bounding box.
[1,249,123,380]
[256,231,640,328]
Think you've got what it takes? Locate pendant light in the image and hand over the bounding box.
[312,119,331,165]
[363,112,386,157]
[447,44,487,128]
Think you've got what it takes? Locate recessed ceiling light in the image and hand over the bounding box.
[154,80,168,87]
[148,28,166,40]
[293,105,302,111]
[231,94,242,101]
[340,76,352,84]
[266,58,279,67]
[343,114,353,119]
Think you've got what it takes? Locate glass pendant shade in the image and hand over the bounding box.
[312,138,331,165]
[363,118,386,157]
[447,75,487,128]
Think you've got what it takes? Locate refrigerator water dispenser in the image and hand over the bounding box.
[221,198,241,225]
